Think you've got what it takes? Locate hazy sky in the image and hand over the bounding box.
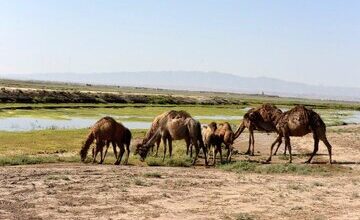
[0,0,359,87]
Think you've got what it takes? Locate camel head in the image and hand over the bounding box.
[134,143,151,161]
[208,122,217,132]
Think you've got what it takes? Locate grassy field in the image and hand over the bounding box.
[0,125,354,177]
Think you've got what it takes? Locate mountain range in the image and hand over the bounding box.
[1,71,359,101]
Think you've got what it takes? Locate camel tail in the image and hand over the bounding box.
[80,132,95,162]
[196,122,206,150]
[233,121,246,140]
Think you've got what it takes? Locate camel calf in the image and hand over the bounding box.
[202,122,235,165]
[202,122,222,165]
[215,122,235,163]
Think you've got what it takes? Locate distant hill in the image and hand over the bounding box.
[1,71,359,101]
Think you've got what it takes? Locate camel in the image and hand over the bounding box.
[266,105,332,164]
[202,122,222,165]
[135,110,208,166]
[234,104,283,155]
[215,122,235,163]
[203,122,235,165]
[135,110,193,159]
[80,117,132,165]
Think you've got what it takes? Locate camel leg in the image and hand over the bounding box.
[115,143,125,165]
[305,132,320,163]
[190,143,193,158]
[99,145,104,164]
[112,142,118,159]
[93,146,98,163]
[93,140,102,163]
[213,146,217,166]
[168,139,173,159]
[154,139,161,157]
[266,135,282,162]
[219,145,223,164]
[321,137,332,164]
[227,144,233,162]
[124,143,130,165]
[273,138,283,155]
[102,141,110,163]
[245,131,252,155]
[202,142,208,166]
[250,131,255,156]
[162,136,167,161]
[185,138,190,156]
[285,136,292,163]
[192,141,200,165]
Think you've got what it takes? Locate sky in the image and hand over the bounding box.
[0,0,359,88]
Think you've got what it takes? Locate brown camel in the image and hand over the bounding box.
[80,117,132,165]
[203,122,235,165]
[266,105,332,164]
[202,122,222,165]
[215,122,235,163]
[135,110,208,166]
[234,104,283,155]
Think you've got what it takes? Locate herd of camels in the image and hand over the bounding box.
[79,103,333,166]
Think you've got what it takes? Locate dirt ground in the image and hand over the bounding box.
[1,125,360,220]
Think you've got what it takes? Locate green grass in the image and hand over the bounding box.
[0,154,80,166]
[145,156,193,167]
[144,140,194,167]
[218,161,351,175]
[0,104,247,121]
[0,128,146,166]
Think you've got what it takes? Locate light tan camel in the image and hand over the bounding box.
[266,105,332,164]
[234,104,283,155]
[135,111,208,166]
[80,117,132,165]
[136,110,193,159]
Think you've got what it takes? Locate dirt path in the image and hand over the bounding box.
[1,125,360,220]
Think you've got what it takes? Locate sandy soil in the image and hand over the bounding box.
[1,125,360,220]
